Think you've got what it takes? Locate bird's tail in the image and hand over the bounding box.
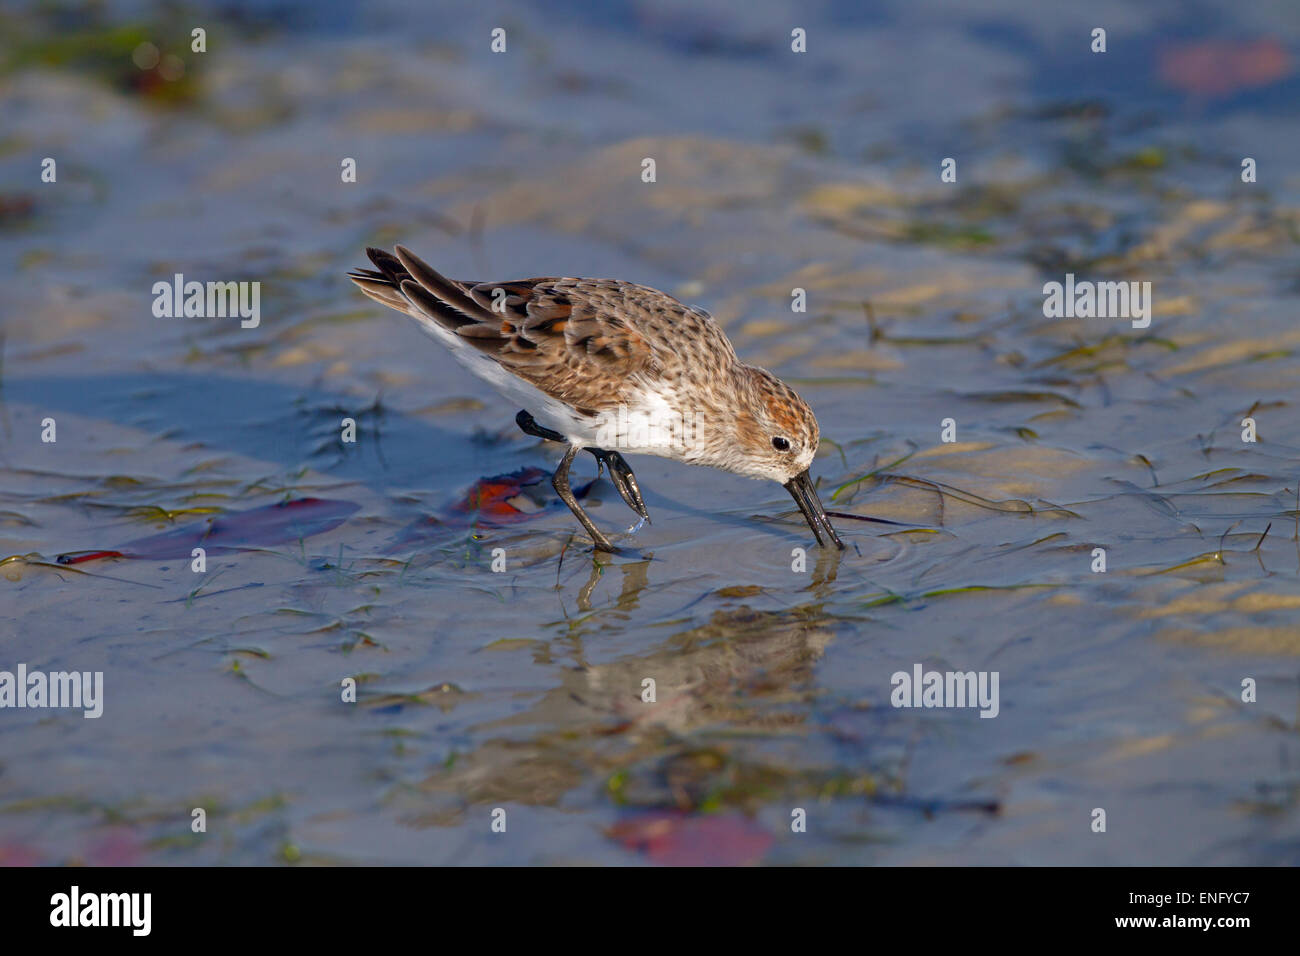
[346,245,494,334]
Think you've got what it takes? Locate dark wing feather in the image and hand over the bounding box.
[348,245,663,414]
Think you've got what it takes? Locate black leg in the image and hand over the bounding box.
[517,409,650,524]
[552,444,616,551]
[517,409,565,442]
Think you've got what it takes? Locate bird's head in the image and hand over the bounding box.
[721,366,843,549]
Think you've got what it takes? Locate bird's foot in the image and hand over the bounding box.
[588,448,650,524]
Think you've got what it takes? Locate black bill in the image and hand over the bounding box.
[783,470,844,549]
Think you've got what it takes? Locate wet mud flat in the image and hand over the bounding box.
[1,1,1299,864]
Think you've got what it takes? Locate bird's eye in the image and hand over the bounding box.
[772,436,791,452]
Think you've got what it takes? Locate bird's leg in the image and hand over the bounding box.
[517,409,649,524]
[516,409,565,443]
[552,443,616,552]
[587,448,650,524]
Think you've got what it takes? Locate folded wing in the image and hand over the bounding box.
[348,245,654,415]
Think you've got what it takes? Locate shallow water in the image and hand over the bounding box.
[2,0,1299,865]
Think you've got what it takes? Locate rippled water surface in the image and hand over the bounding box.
[2,0,1299,865]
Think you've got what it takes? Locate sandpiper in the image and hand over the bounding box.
[348,245,843,552]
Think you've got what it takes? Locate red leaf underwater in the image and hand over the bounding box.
[608,812,774,866]
[85,828,144,866]
[0,842,42,866]
[443,466,554,526]
[1158,38,1290,97]
[390,467,597,550]
[57,498,361,564]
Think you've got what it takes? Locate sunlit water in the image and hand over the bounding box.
[1,0,1298,864]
